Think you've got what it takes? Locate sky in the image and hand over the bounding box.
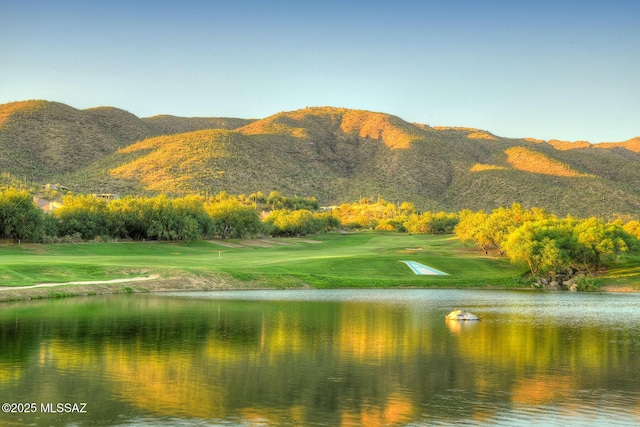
[1,0,639,142]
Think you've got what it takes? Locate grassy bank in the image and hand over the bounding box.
[0,233,638,301]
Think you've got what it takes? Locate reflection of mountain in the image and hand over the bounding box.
[1,295,639,425]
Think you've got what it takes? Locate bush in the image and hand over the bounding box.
[576,277,600,292]
[0,188,45,241]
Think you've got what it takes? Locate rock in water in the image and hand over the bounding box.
[445,308,481,321]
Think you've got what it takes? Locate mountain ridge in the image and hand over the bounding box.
[1,100,639,217]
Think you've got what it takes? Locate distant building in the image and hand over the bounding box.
[33,197,62,213]
[92,193,119,202]
[44,183,70,192]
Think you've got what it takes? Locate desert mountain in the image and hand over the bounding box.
[1,101,639,216]
[142,115,253,135]
[0,100,250,181]
[0,100,153,180]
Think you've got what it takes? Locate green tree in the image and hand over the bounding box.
[403,211,458,234]
[264,209,310,236]
[205,197,261,238]
[266,191,286,210]
[283,196,319,211]
[313,212,340,233]
[55,194,108,239]
[487,204,552,255]
[108,195,215,241]
[331,197,399,230]
[173,195,215,240]
[501,218,577,276]
[455,209,492,253]
[0,188,44,241]
[571,217,637,275]
[107,196,152,240]
[264,209,338,236]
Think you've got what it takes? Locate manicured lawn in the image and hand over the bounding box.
[0,233,528,288]
[600,253,640,290]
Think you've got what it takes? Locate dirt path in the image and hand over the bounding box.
[0,274,160,291]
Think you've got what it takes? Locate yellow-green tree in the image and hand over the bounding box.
[264,209,338,236]
[55,194,108,239]
[403,211,458,234]
[107,196,152,240]
[486,204,552,255]
[571,217,636,275]
[502,216,638,277]
[622,220,640,239]
[501,218,576,276]
[205,197,261,239]
[454,210,492,253]
[0,188,44,241]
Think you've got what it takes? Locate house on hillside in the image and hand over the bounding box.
[33,197,63,213]
[43,183,69,192]
[92,193,119,202]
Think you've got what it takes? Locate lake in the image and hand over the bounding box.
[1,289,639,426]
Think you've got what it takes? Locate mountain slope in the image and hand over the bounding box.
[70,106,640,216]
[0,100,252,181]
[143,115,254,135]
[1,101,639,216]
[0,101,156,180]
[87,108,463,208]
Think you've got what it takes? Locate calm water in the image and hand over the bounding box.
[1,289,639,426]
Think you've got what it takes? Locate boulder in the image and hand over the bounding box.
[445,308,481,321]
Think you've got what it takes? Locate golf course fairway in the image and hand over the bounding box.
[0,232,638,300]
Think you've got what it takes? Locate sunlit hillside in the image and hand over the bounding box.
[238,107,426,149]
[0,100,254,182]
[111,130,237,194]
[143,114,254,135]
[1,100,639,216]
[597,137,640,152]
[504,146,595,177]
[80,108,470,209]
[547,140,592,151]
[0,100,155,180]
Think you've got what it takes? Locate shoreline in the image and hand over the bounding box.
[13,274,162,290]
[0,275,637,303]
[0,273,297,303]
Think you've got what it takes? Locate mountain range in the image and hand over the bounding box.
[1,100,639,217]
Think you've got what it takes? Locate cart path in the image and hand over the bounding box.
[0,274,160,291]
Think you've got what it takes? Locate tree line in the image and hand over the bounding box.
[332,198,459,234]
[0,189,334,242]
[454,203,640,279]
[2,187,639,281]
[0,190,460,242]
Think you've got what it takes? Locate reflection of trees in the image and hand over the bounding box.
[511,374,576,405]
[1,296,640,425]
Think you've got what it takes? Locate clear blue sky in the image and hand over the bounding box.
[1,1,638,142]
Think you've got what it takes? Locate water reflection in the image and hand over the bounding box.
[0,290,639,426]
[444,318,481,334]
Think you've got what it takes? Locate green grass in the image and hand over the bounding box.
[0,232,637,290]
[599,253,640,290]
[0,233,525,289]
